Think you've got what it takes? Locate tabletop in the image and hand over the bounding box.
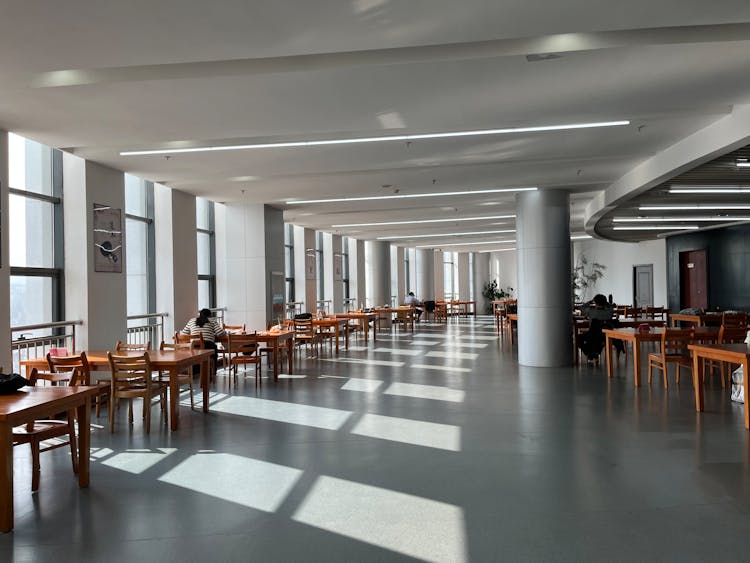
[0,386,100,422]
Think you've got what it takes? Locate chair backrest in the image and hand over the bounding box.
[719,325,749,344]
[226,332,259,354]
[293,319,314,337]
[107,351,152,386]
[116,340,151,352]
[645,306,666,319]
[660,328,693,357]
[175,332,205,348]
[47,351,91,385]
[722,312,748,328]
[160,341,194,351]
[625,307,642,319]
[223,323,246,333]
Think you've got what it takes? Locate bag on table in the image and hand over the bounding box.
[0,373,30,394]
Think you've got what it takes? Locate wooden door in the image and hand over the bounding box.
[633,265,654,308]
[679,249,708,309]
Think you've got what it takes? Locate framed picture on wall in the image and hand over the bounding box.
[334,253,343,281]
[93,204,123,273]
[305,249,316,280]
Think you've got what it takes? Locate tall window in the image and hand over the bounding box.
[444,251,456,300]
[284,224,295,302]
[125,175,155,316]
[341,237,350,300]
[316,231,324,302]
[8,133,63,331]
[196,198,216,309]
[404,250,411,295]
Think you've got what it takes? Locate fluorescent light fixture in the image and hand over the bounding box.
[614,216,750,222]
[377,230,515,240]
[736,160,750,168]
[570,235,592,240]
[669,186,750,194]
[287,187,536,205]
[331,215,516,227]
[416,239,515,248]
[639,204,750,211]
[612,225,700,231]
[478,248,516,253]
[120,120,630,156]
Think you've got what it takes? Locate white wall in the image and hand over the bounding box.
[490,250,518,295]
[457,253,470,300]
[572,238,667,307]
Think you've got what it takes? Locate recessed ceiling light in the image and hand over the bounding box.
[377,230,515,240]
[478,248,516,253]
[120,121,629,156]
[286,187,537,205]
[639,204,750,211]
[415,239,516,248]
[570,235,592,240]
[669,186,750,194]
[331,215,516,227]
[736,160,750,168]
[612,226,700,231]
[614,216,750,222]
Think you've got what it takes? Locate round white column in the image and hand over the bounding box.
[516,190,572,367]
[417,248,435,300]
[370,241,392,307]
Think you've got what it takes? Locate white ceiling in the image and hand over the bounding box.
[2,2,750,251]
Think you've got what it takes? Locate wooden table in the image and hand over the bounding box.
[22,349,213,432]
[313,318,349,354]
[0,386,99,532]
[604,327,718,388]
[255,330,295,381]
[690,343,750,429]
[574,319,666,365]
[507,313,518,346]
[335,312,379,343]
[373,307,415,332]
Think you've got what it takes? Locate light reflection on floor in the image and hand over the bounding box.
[321,358,406,367]
[351,413,461,451]
[373,347,422,357]
[210,396,352,430]
[341,378,384,393]
[100,448,178,475]
[411,364,472,373]
[425,351,479,360]
[292,475,467,563]
[384,382,465,403]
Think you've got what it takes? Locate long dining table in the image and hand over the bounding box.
[334,312,379,344]
[603,326,719,388]
[21,349,213,431]
[690,343,750,429]
[220,330,295,382]
[0,385,99,531]
[313,318,349,354]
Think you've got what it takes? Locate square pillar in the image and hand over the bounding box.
[0,132,10,369]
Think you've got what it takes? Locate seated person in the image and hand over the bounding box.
[403,292,423,320]
[579,294,621,362]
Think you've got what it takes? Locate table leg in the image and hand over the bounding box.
[170,367,179,431]
[0,422,13,532]
[335,325,340,354]
[76,397,91,488]
[693,351,705,412]
[286,338,294,375]
[606,335,614,377]
[363,320,369,344]
[201,358,209,413]
[633,340,642,388]
[273,341,280,381]
[344,323,349,351]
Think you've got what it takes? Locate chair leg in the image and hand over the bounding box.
[189,379,195,409]
[31,440,41,492]
[144,396,151,434]
[663,365,669,389]
[109,397,116,432]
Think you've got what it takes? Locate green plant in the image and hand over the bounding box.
[572,255,606,303]
[482,280,514,313]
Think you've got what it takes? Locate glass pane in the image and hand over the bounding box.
[284,224,292,245]
[198,279,210,310]
[197,232,211,275]
[9,194,55,267]
[196,198,211,230]
[285,246,294,278]
[10,276,53,327]
[8,133,53,195]
[125,174,147,217]
[126,219,149,315]
[286,280,294,303]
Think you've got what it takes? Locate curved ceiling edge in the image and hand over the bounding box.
[584,103,750,239]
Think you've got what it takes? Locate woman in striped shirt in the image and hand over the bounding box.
[182,309,225,371]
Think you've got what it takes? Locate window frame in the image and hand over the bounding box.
[196,199,217,308]
[284,223,295,302]
[125,178,156,315]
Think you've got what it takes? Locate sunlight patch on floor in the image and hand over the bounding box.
[351,413,461,451]
[211,396,352,430]
[384,382,465,403]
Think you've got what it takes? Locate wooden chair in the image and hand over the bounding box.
[225,332,262,386]
[722,312,748,328]
[647,329,694,389]
[159,341,195,409]
[223,323,246,333]
[175,332,217,380]
[116,340,151,351]
[706,326,750,387]
[47,351,110,418]
[107,352,167,434]
[645,306,667,320]
[12,367,79,492]
[624,307,642,320]
[434,302,448,323]
[293,319,321,357]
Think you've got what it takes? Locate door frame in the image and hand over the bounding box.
[679,248,709,310]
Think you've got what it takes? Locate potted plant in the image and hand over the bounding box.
[572,255,606,303]
[482,281,514,314]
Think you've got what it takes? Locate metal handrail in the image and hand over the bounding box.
[12,320,83,332]
[127,312,169,321]
[11,320,83,373]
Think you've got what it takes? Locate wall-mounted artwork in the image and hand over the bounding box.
[305,248,316,280]
[334,253,343,281]
[93,204,122,273]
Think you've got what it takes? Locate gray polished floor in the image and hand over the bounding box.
[3,317,750,562]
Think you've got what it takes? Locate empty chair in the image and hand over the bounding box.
[706,326,750,387]
[116,340,151,352]
[624,307,642,319]
[645,306,667,320]
[12,367,79,492]
[225,332,262,386]
[47,352,110,417]
[222,323,246,333]
[107,352,167,434]
[647,329,694,389]
[293,318,321,357]
[158,341,195,409]
[722,312,748,328]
